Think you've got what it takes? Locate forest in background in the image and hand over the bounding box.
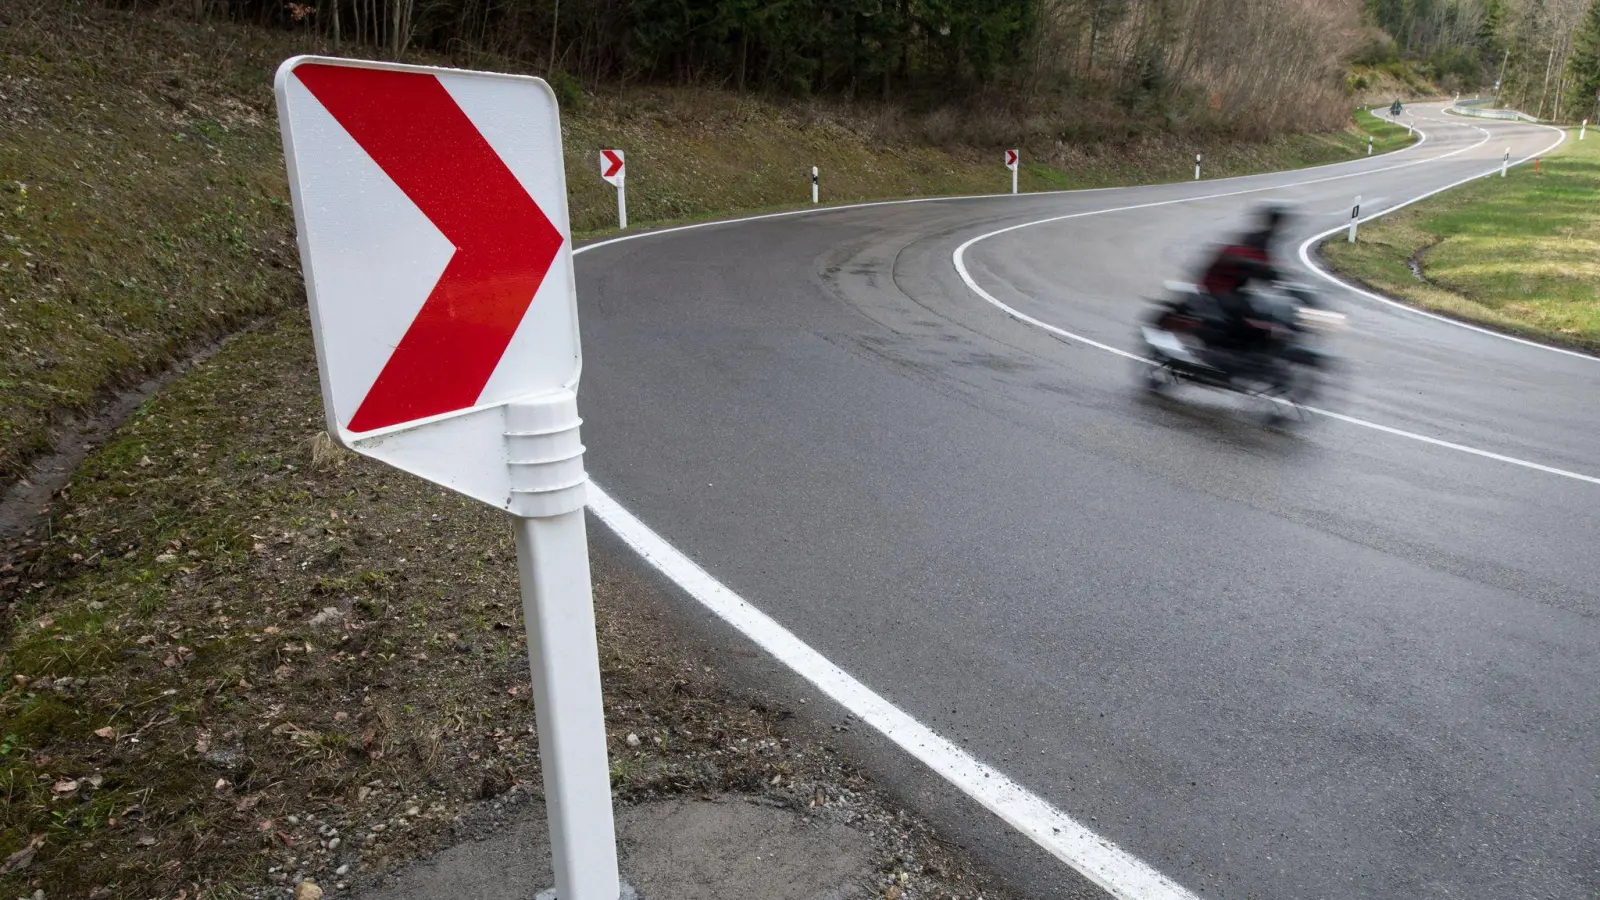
[1362,0,1600,122]
[102,0,1600,133]
[145,0,1364,137]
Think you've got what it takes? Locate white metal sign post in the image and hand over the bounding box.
[1347,196,1361,243]
[811,166,819,204]
[601,149,627,229]
[275,56,622,900]
[1502,147,1510,177]
[1005,149,1019,194]
[1194,153,1202,181]
[1367,135,1373,156]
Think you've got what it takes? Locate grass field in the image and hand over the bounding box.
[1322,127,1599,354]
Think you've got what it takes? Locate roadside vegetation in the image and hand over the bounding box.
[0,309,1020,898]
[1321,129,1599,354]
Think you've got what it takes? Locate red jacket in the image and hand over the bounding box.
[1200,232,1279,296]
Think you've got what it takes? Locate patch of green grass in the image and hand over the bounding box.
[1322,129,1600,353]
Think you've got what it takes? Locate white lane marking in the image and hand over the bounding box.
[951,116,1600,487]
[559,108,1454,900]
[585,484,1201,900]
[1294,122,1593,361]
[1302,405,1600,486]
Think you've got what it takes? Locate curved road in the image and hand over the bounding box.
[576,104,1598,898]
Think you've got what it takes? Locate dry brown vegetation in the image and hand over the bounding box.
[0,311,1015,899]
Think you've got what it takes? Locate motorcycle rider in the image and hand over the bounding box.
[1196,201,1293,358]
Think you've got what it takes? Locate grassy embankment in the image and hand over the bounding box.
[0,2,1421,896]
[0,0,1415,494]
[1322,128,1599,354]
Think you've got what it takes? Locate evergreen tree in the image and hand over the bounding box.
[1565,0,1600,121]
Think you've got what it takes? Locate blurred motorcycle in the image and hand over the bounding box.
[1137,280,1346,423]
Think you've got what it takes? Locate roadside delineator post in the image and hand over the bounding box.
[601,149,627,229]
[1502,148,1510,177]
[1005,149,1019,194]
[1194,153,1202,181]
[1347,196,1361,243]
[1368,135,1373,156]
[1582,119,1588,141]
[275,56,624,900]
[811,166,819,204]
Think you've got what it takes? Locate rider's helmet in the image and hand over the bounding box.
[1255,199,1295,236]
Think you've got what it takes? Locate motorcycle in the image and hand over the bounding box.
[1137,281,1346,422]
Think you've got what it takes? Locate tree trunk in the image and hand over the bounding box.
[549,0,561,74]
[1538,44,1555,118]
[738,30,748,92]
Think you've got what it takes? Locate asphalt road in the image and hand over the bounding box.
[575,104,1599,899]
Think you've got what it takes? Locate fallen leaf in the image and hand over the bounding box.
[52,779,79,794]
[86,774,104,789]
[138,456,153,467]
[136,834,157,846]
[263,626,280,635]
[333,711,349,722]
[214,778,231,792]
[94,726,116,740]
[0,835,43,874]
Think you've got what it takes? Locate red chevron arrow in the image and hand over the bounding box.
[1005,149,1018,167]
[293,63,564,434]
[602,149,625,179]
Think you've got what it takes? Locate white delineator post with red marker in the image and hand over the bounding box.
[1005,149,1019,194]
[274,57,622,900]
[601,149,627,229]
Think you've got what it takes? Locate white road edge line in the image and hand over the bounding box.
[584,483,1201,900]
[951,114,1600,488]
[1294,122,1593,361]
[560,110,1441,900]
[573,107,1425,257]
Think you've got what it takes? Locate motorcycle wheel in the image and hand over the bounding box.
[1140,359,1175,393]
